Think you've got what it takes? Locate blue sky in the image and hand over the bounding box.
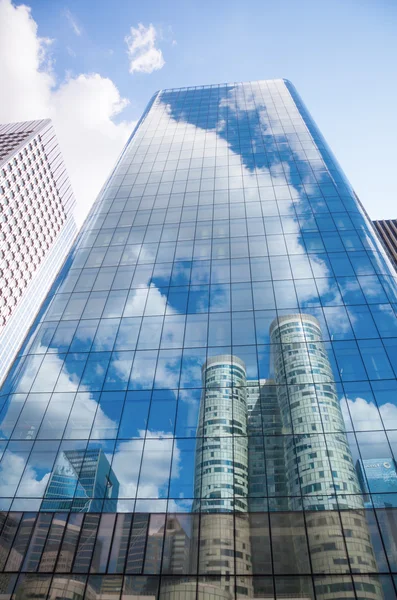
[1,0,396,223]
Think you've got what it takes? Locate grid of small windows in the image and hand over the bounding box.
[0,134,67,330]
[0,130,32,162]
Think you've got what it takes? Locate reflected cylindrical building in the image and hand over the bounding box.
[270,313,383,600]
[192,355,253,599]
[270,313,363,511]
[194,355,249,512]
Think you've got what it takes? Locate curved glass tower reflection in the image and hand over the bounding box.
[270,313,363,510]
[1,79,397,598]
[194,355,249,512]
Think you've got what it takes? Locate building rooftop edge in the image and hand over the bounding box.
[155,78,292,95]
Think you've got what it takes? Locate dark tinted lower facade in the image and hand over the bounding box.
[1,79,397,599]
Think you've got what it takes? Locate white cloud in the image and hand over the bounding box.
[63,8,81,36]
[125,23,165,74]
[66,45,76,58]
[0,0,135,225]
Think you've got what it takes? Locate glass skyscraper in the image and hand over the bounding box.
[1,79,397,599]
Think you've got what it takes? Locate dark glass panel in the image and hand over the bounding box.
[55,513,84,573]
[5,513,36,572]
[125,514,149,574]
[39,513,68,573]
[107,513,133,574]
[270,512,311,574]
[11,574,51,600]
[90,514,116,573]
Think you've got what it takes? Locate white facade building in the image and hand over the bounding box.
[0,119,77,384]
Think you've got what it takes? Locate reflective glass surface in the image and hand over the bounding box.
[1,79,397,598]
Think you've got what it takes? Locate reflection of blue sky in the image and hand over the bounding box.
[1,81,397,507]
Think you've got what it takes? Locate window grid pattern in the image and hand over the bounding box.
[0,119,77,385]
[0,80,397,598]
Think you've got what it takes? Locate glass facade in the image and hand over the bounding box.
[1,79,397,598]
[0,119,77,386]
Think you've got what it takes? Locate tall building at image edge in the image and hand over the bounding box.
[373,219,397,271]
[0,119,77,385]
[1,79,397,600]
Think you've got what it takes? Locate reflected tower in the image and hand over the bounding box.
[42,448,119,513]
[192,355,253,599]
[270,313,383,600]
[269,313,362,510]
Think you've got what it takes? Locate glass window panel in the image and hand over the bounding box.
[85,575,123,599]
[107,513,133,574]
[313,575,354,600]
[129,350,158,390]
[358,339,394,380]
[232,312,256,346]
[63,293,89,320]
[0,442,32,497]
[123,289,149,317]
[162,514,198,574]
[125,514,149,574]
[21,513,53,572]
[102,290,128,318]
[73,514,100,573]
[122,575,159,599]
[92,319,120,351]
[210,284,231,312]
[90,514,116,573]
[16,441,58,498]
[118,391,150,438]
[270,512,310,574]
[47,575,86,600]
[208,313,231,346]
[54,353,87,393]
[113,265,136,290]
[36,393,74,440]
[4,513,36,572]
[184,314,208,347]
[0,574,17,599]
[11,393,50,440]
[187,285,209,313]
[305,510,349,574]
[248,513,271,574]
[11,574,52,600]
[90,391,125,438]
[39,513,67,572]
[64,392,100,439]
[103,352,134,391]
[0,513,22,570]
[137,317,163,350]
[30,355,65,393]
[111,439,143,500]
[137,439,173,498]
[70,320,99,352]
[49,321,78,353]
[147,391,177,433]
[80,353,111,390]
[355,575,397,600]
